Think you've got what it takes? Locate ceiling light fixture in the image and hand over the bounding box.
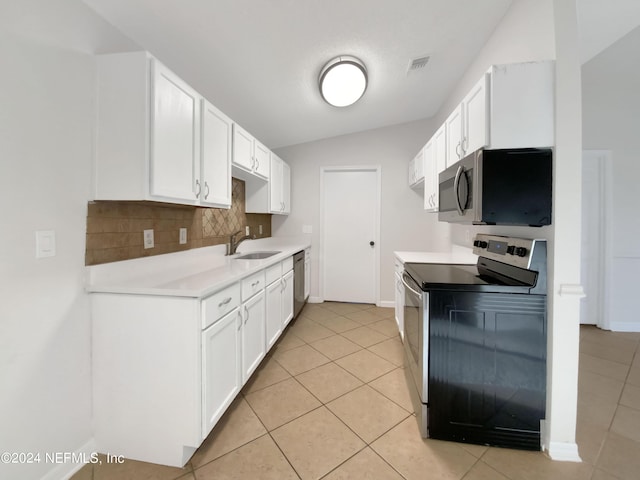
[319,55,368,107]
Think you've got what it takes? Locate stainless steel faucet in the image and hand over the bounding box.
[228,230,253,255]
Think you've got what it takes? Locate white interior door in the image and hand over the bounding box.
[580,151,612,328]
[322,167,379,304]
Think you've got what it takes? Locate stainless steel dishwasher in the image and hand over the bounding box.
[293,250,305,318]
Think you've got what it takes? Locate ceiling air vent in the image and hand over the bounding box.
[407,55,430,75]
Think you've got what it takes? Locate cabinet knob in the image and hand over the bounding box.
[369,241,375,247]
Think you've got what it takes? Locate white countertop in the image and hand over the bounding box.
[86,237,311,298]
[394,246,478,265]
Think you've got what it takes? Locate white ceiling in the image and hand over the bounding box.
[81,0,640,150]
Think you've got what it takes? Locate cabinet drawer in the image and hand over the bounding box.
[266,263,281,285]
[202,283,241,329]
[282,256,293,274]
[242,270,265,301]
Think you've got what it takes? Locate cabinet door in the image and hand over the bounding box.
[232,124,254,172]
[254,140,271,179]
[409,148,424,187]
[151,61,201,202]
[201,100,232,208]
[269,155,283,213]
[282,161,291,214]
[432,124,447,211]
[304,250,310,300]
[202,308,242,437]
[241,291,266,383]
[423,140,436,211]
[265,281,282,350]
[445,104,463,167]
[463,74,489,155]
[282,270,294,327]
[394,273,404,341]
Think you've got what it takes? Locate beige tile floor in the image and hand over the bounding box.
[73,302,640,480]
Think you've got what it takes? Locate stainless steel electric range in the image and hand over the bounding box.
[402,234,547,450]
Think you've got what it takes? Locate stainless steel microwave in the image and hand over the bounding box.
[438,148,552,226]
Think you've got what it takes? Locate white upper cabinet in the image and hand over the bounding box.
[408,147,425,188]
[201,100,233,208]
[269,154,291,215]
[445,73,489,167]
[94,52,234,207]
[232,124,270,180]
[420,60,554,211]
[151,62,201,201]
[423,140,436,211]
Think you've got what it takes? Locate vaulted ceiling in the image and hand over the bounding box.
[82,0,640,149]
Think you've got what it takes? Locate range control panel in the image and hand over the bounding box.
[472,234,542,270]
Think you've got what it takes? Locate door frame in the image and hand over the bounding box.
[319,166,381,305]
[581,150,613,330]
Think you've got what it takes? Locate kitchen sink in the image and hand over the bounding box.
[235,251,281,260]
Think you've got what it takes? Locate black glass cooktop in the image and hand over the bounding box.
[404,262,534,293]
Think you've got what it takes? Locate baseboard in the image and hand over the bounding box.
[41,438,97,480]
[546,441,582,462]
[608,321,640,332]
[377,300,395,309]
[308,296,323,304]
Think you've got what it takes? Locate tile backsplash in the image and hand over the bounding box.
[85,178,272,265]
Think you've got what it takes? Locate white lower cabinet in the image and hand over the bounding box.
[304,248,311,300]
[282,270,294,327]
[265,260,295,350]
[266,280,283,350]
[202,308,242,436]
[394,259,405,341]
[241,289,266,383]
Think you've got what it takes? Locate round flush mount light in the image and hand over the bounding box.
[319,55,368,107]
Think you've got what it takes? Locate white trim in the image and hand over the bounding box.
[308,296,323,304]
[377,300,395,309]
[582,150,613,330]
[319,166,381,305]
[558,284,586,297]
[42,438,97,480]
[546,441,582,462]
[609,321,640,332]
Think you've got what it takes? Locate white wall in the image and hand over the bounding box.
[273,118,450,304]
[582,26,640,331]
[0,1,137,479]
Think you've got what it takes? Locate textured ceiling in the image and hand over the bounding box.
[81,0,640,149]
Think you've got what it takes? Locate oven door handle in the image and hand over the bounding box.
[454,165,465,216]
[401,272,423,297]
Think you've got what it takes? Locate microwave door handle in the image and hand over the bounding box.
[453,165,465,215]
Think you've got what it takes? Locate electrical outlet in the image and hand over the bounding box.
[143,229,154,249]
[35,230,56,258]
[179,228,187,245]
[245,225,250,236]
[259,225,263,235]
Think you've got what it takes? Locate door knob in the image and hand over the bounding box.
[369,241,375,246]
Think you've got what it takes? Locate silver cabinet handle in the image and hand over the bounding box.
[218,297,232,308]
[462,137,468,154]
[255,158,259,171]
[204,181,210,200]
[280,277,286,292]
[195,179,201,198]
[455,142,462,159]
[251,156,256,169]
[244,305,249,324]
[237,310,242,331]
[251,280,260,288]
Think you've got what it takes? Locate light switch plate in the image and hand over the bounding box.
[179,228,187,244]
[35,230,56,258]
[143,229,154,249]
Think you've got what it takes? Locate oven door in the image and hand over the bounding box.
[402,271,429,436]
